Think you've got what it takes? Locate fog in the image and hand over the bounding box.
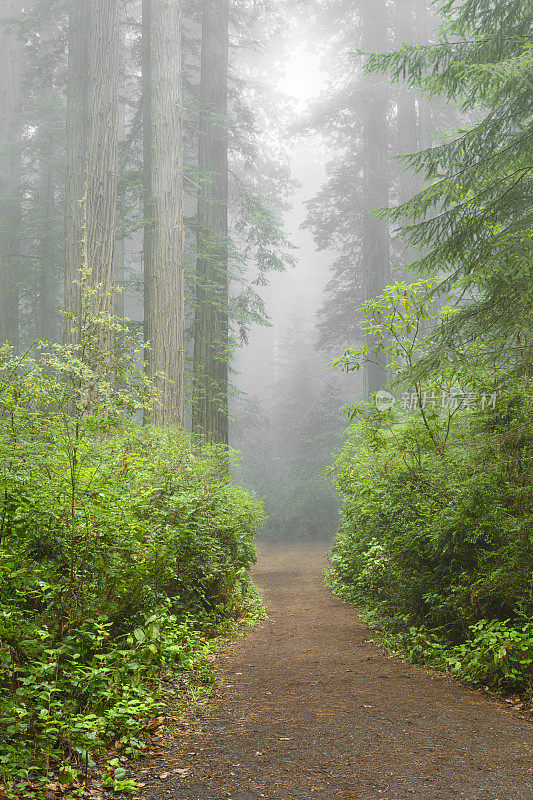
[230,3,444,538]
[0,0,451,539]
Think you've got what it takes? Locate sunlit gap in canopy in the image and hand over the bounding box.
[278,45,327,112]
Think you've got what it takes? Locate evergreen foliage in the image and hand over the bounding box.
[366,0,532,372]
[328,0,533,693]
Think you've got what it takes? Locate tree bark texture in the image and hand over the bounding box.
[64,0,119,354]
[192,0,230,446]
[143,0,185,426]
[86,0,119,327]
[64,0,89,341]
[0,0,22,351]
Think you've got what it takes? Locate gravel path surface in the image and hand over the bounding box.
[133,543,533,800]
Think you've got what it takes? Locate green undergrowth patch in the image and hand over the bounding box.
[330,574,533,695]
[1,549,264,800]
[1,602,264,800]
[0,337,266,799]
[325,411,533,697]
[326,279,533,698]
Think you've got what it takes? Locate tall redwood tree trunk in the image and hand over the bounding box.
[192,0,230,446]
[64,0,119,357]
[86,0,120,338]
[143,0,185,425]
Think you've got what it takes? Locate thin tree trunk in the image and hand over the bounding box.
[360,0,390,396]
[38,129,57,342]
[192,0,230,446]
[0,0,22,352]
[115,47,126,322]
[64,0,89,343]
[396,0,418,204]
[115,7,126,320]
[143,0,185,425]
[142,0,152,356]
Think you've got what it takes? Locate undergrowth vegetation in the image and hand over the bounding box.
[328,398,533,692]
[328,0,532,696]
[0,284,264,796]
[328,280,533,695]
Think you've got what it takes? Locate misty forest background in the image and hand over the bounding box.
[0,0,469,538]
[0,0,532,792]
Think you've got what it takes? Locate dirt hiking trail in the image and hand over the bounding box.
[135,544,533,800]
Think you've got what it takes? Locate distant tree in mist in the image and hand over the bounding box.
[28,9,65,343]
[0,0,23,351]
[234,312,346,539]
[359,0,390,395]
[302,0,454,388]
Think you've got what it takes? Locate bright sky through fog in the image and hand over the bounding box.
[279,47,326,110]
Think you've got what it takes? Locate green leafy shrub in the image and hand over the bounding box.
[379,619,533,692]
[328,400,533,693]
[0,306,264,792]
[445,619,533,689]
[327,280,533,694]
